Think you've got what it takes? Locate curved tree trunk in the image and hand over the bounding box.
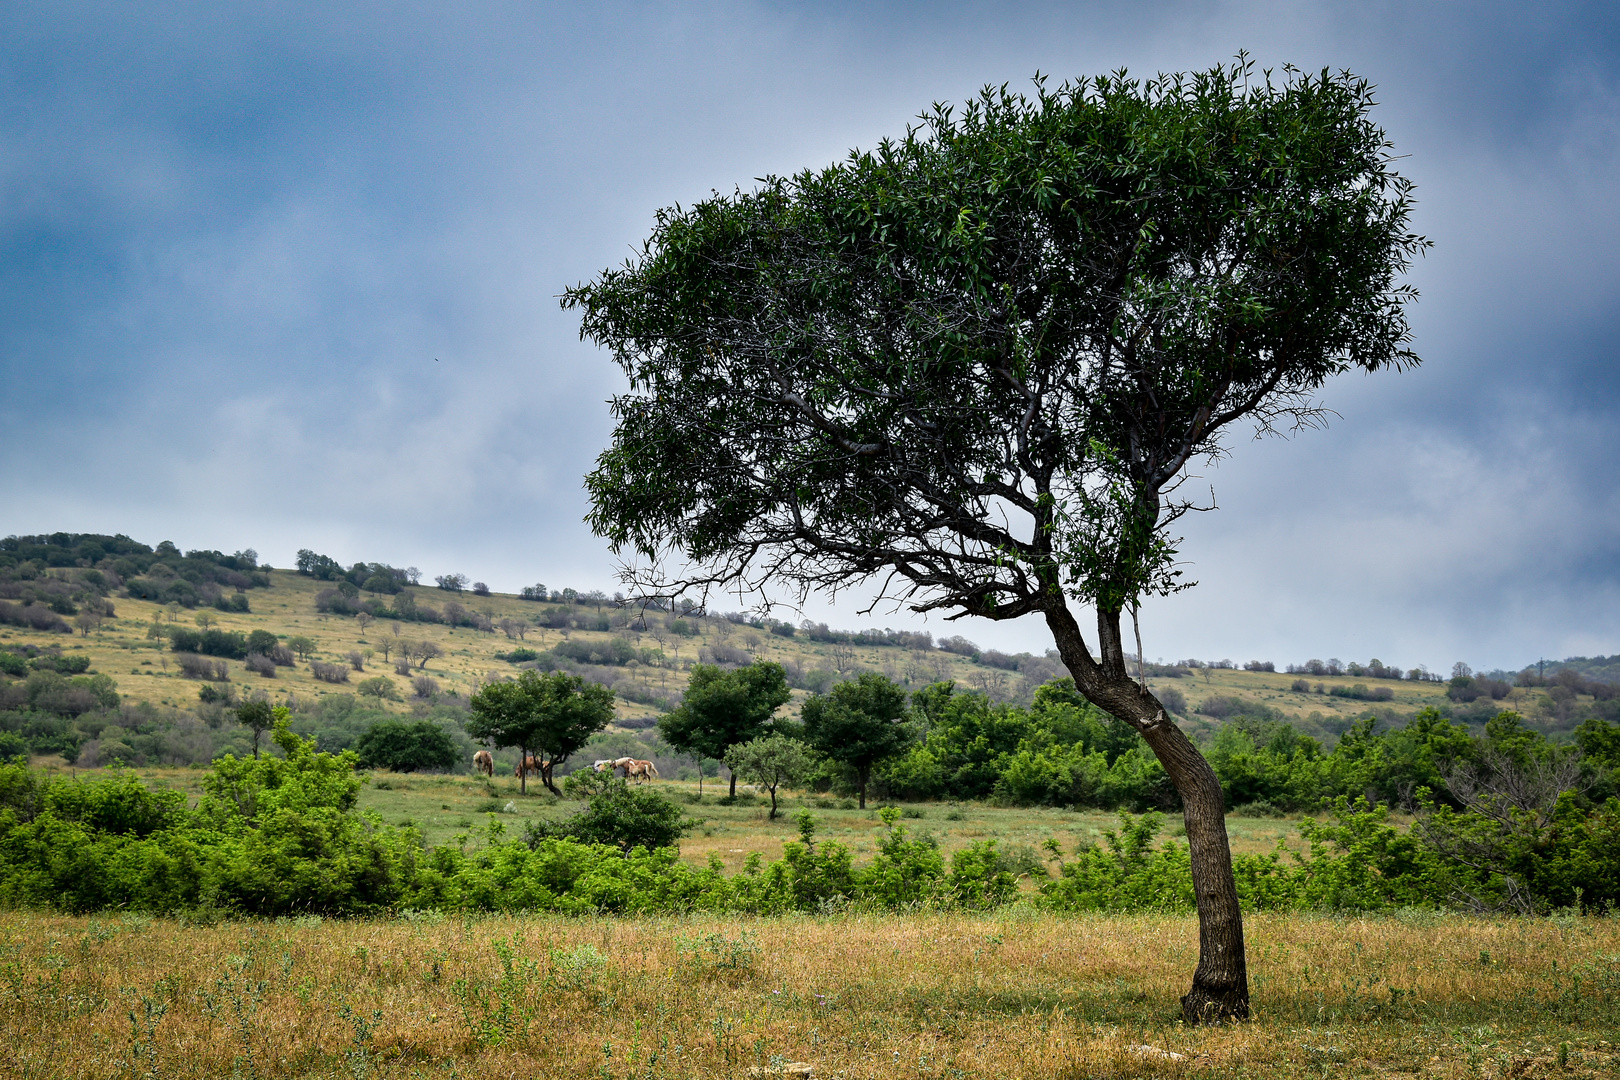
[1045,605,1250,1023]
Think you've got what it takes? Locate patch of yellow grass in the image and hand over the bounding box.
[0,911,1614,1078]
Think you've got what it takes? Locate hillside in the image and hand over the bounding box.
[3,531,1615,776]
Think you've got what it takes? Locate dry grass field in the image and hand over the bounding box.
[1,909,1614,1079]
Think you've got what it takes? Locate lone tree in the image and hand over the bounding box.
[659,661,792,797]
[724,732,813,819]
[799,673,913,809]
[234,699,274,759]
[467,670,615,795]
[565,62,1425,1021]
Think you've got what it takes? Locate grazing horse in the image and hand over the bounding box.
[473,750,493,777]
[593,759,618,773]
[624,759,660,783]
[513,754,541,779]
[611,756,634,778]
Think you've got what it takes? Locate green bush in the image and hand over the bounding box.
[355,720,458,772]
[0,652,26,678]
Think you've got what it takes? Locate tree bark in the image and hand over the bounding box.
[1045,604,1250,1023]
[729,769,737,798]
[857,767,868,810]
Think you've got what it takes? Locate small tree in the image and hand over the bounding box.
[725,733,812,819]
[235,699,274,759]
[435,573,469,593]
[415,641,443,670]
[356,612,374,635]
[800,673,912,809]
[194,610,216,630]
[287,635,317,662]
[659,661,790,796]
[566,62,1425,1021]
[467,670,614,795]
[75,610,102,637]
[355,720,458,772]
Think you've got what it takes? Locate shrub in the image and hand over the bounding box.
[494,647,540,664]
[310,661,350,684]
[412,676,439,699]
[355,720,459,772]
[197,683,239,705]
[244,653,277,677]
[214,593,250,613]
[28,654,90,675]
[347,650,365,671]
[0,600,71,633]
[167,628,247,659]
[357,676,402,701]
[176,654,228,680]
[0,652,26,678]
[529,771,699,852]
[247,630,279,655]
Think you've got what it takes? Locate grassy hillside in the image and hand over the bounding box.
[0,559,1605,760]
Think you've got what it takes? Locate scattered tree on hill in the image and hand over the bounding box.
[414,641,443,670]
[235,699,274,759]
[800,673,912,809]
[467,670,615,795]
[435,573,469,593]
[724,733,812,819]
[287,636,317,662]
[567,62,1426,1021]
[659,661,791,797]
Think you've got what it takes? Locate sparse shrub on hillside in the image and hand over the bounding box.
[1290,679,1311,692]
[1156,686,1187,716]
[269,644,294,666]
[357,676,402,701]
[435,573,468,592]
[494,647,539,664]
[176,654,228,681]
[167,627,248,659]
[395,658,412,676]
[0,601,71,634]
[938,635,979,658]
[287,636,318,661]
[311,660,350,684]
[244,653,277,677]
[197,683,238,705]
[412,675,440,699]
[472,581,490,596]
[347,650,365,671]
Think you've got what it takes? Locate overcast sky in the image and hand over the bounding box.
[3,2,1617,673]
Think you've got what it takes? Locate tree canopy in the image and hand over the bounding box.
[658,661,791,796]
[800,673,913,809]
[467,671,615,795]
[567,60,1425,1023]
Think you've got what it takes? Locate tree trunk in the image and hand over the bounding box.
[768,784,778,819]
[1045,605,1250,1023]
[519,746,528,796]
[542,757,561,797]
[729,770,737,798]
[857,767,868,810]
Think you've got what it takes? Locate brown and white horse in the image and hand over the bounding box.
[473,750,493,777]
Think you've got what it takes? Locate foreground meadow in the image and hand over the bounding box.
[1,910,1614,1079]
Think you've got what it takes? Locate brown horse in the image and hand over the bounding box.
[473,750,493,777]
[623,759,660,783]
